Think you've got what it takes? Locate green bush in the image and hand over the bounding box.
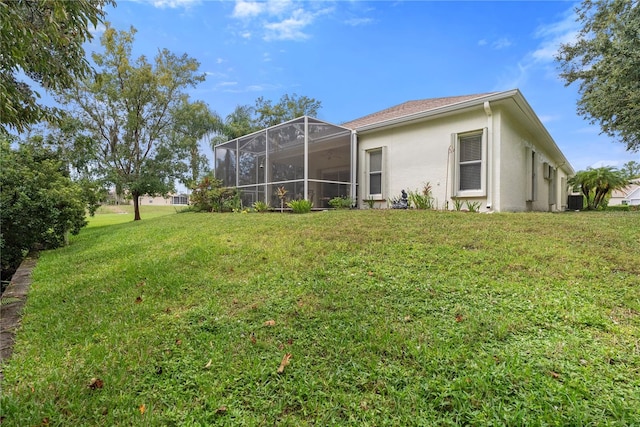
[189,174,238,212]
[287,199,313,214]
[408,183,435,210]
[328,196,352,209]
[0,140,87,279]
[252,201,270,212]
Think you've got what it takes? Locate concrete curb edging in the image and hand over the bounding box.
[0,256,38,381]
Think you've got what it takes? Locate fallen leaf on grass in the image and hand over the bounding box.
[139,404,146,415]
[216,406,227,414]
[277,353,292,374]
[175,339,182,346]
[136,280,145,287]
[204,359,212,369]
[135,296,143,304]
[250,333,257,344]
[40,417,50,426]
[404,315,411,322]
[88,377,104,390]
[455,314,464,323]
[549,371,561,379]
[263,320,276,326]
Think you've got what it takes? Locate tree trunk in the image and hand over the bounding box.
[133,191,141,221]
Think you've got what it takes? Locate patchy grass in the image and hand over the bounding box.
[1,210,639,426]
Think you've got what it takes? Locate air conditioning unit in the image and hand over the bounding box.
[543,162,551,179]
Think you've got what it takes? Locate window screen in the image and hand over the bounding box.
[369,149,382,195]
[458,133,482,191]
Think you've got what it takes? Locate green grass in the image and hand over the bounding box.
[1,210,639,426]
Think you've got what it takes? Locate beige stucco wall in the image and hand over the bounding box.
[356,104,571,212]
[497,107,570,212]
[357,109,488,210]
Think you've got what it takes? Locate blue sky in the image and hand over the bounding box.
[87,0,638,171]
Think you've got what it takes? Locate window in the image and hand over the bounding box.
[459,133,482,191]
[453,129,486,197]
[367,148,384,197]
[525,147,536,201]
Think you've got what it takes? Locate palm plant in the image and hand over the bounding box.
[569,167,629,210]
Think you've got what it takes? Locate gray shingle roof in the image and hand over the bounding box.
[341,92,498,130]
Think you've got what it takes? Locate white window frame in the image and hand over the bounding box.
[366,147,385,199]
[453,129,487,198]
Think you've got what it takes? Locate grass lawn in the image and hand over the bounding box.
[1,209,638,426]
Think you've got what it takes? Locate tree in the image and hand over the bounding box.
[210,94,322,149]
[0,138,87,279]
[0,0,114,134]
[620,160,640,180]
[59,24,206,220]
[568,166,629,210]
[254,93,322,129]
[171,97,221,189]
[556,0,640,152]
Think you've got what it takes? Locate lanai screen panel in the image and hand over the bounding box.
[268,118,305,184]
[214,141,237,187]
[308,119,352,207]
[238,131,266,186]
[214,117,353,208]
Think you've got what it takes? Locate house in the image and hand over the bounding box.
[609,179,640,206]
[214,89,574,212]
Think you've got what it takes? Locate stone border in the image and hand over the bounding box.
[0,256,37,380]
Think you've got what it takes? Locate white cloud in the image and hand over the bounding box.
[531,9,579,63]
[218,81,238,87]
[136,0,200,9]
[344,17,373,26]
[492,37,512,50]
[493,6,579,90]
[230,0,334,42]
[478,39,487,46]
[264,8,314,41]
[232,0,265,18]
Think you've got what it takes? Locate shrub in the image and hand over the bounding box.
[190,174,238,212]
[0,140,87,279]
[328,196,352,209]
[253,201,270,212]
[408,182,434,210]
[287,199,313,214]
[465,200,481,212]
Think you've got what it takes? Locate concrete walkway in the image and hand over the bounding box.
[0,256,37,381]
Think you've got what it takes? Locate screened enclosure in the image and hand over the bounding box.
[214,117,355,209]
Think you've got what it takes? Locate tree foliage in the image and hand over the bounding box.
[59,24,206,220]
[620,160,640,180]
[170,97,221,189]
[253,93,322,129]
[211,94,322,148]
[0,0,113,134]
[556,0,640,152]
[0,138,87,279]
[568,166,629,210]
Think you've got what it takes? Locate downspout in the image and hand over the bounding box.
[264,129,269,203]
[304,116,309,201]
[351,130,358,208]
[483,101,493,211]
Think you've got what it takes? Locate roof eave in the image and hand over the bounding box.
[352,90,519,133]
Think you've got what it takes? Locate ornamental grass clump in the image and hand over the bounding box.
[287,199,313,213]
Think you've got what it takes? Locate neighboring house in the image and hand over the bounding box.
[106,191,189,206]
[609,179,640,206]
[214,89,574,212]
